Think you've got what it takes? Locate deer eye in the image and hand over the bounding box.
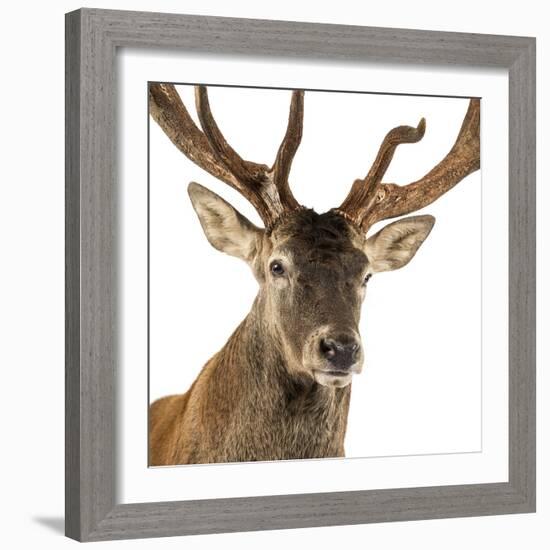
[363,273,372,286]
[270,261,285,276]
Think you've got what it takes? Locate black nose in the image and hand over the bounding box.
[320,336,360,370]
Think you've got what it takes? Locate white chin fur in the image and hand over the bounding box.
[314,371,353,388]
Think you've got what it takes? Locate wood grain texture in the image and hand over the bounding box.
[507,41,536,508]
[65,7,536,542]
[65,10,81,540]
[66,8,117,540]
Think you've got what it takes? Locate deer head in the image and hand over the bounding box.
[149,84,480,389]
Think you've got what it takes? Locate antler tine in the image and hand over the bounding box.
[149,83,239,187]
[270,90,304,212]
[337,118,426,224]
[336,98,480,233]
[194,86,269,185]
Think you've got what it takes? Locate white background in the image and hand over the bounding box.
[120,56,508,503]
[149,87,484,459]
[0,0,547,549]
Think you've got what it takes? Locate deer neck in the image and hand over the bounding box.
[203,295,351,460]
[229,295,331,394]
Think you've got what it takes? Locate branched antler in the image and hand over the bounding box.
[149,83,304,228]
[335,99,480,232]
[150,84,480,234]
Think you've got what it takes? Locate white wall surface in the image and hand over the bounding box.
[149,89,483,459]
[0,0,546,548]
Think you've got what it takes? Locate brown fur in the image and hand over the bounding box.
[150,202,434,466]
[150,309,351,465]
[148,86,472,467]
[150,211,362,466]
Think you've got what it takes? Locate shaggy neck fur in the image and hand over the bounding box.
[149,295,351,465]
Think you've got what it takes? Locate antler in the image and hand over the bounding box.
[149,83,304,228]
[335,99,480,232]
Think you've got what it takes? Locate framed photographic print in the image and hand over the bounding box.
[65,8,536,542]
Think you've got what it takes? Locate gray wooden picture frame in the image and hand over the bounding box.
[65,8,536,542]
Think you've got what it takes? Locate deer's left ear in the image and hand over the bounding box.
[188,182,264,263]
[364,215,435,273]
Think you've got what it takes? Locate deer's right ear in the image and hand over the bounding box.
[188,182,264,263]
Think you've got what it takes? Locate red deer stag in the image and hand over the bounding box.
[149,84,480,466]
